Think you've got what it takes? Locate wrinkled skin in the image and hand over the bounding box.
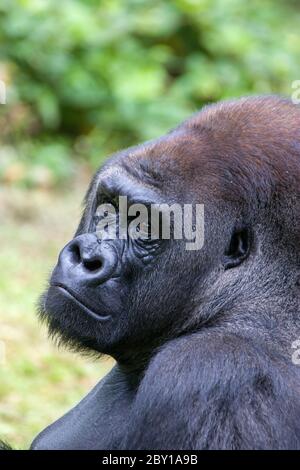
[31,96,300,449]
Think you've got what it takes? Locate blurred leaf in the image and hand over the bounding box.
[0,0,299,170]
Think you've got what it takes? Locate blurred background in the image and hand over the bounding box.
[0,0,299,449]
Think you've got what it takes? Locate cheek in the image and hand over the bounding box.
[98,278,128,314]
[126,267,187,328]
[129,244,203,315]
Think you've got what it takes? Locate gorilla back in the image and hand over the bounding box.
[31,96,300,450]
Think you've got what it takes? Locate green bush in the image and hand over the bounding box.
[0,0,299,182]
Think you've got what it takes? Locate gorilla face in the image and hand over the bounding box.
[39,130,251,360]
[40,96,300,361]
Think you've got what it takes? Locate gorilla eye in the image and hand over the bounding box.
[138,221,151,239]
[93,215,100,225]
[128,217,151,240]
[223,227,251,270]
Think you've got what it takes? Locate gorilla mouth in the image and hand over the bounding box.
[51,283,111,321]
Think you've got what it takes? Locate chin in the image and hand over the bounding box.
[37,287,114,357]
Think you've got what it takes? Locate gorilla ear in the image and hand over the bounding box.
[223,227,251,270]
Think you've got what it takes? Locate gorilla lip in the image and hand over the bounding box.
[51,283,111,321]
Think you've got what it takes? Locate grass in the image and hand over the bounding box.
[0,178,113,449]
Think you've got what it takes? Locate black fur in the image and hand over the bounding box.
[8,96,300,449]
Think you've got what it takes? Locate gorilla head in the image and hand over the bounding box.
[39,96,300,364]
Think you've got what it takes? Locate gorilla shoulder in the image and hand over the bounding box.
[124,330,300,450]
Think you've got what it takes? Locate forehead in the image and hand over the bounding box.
[95,127,212,201]
[85,96,300,214]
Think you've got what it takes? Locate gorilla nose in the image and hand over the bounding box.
[55,234,118,286]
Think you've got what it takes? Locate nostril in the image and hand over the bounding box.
[83,258,103,272]
[68,243,81,264]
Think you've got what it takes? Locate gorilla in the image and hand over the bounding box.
[27,96,300,449]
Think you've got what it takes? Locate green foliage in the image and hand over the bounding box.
[0,0,300,180]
